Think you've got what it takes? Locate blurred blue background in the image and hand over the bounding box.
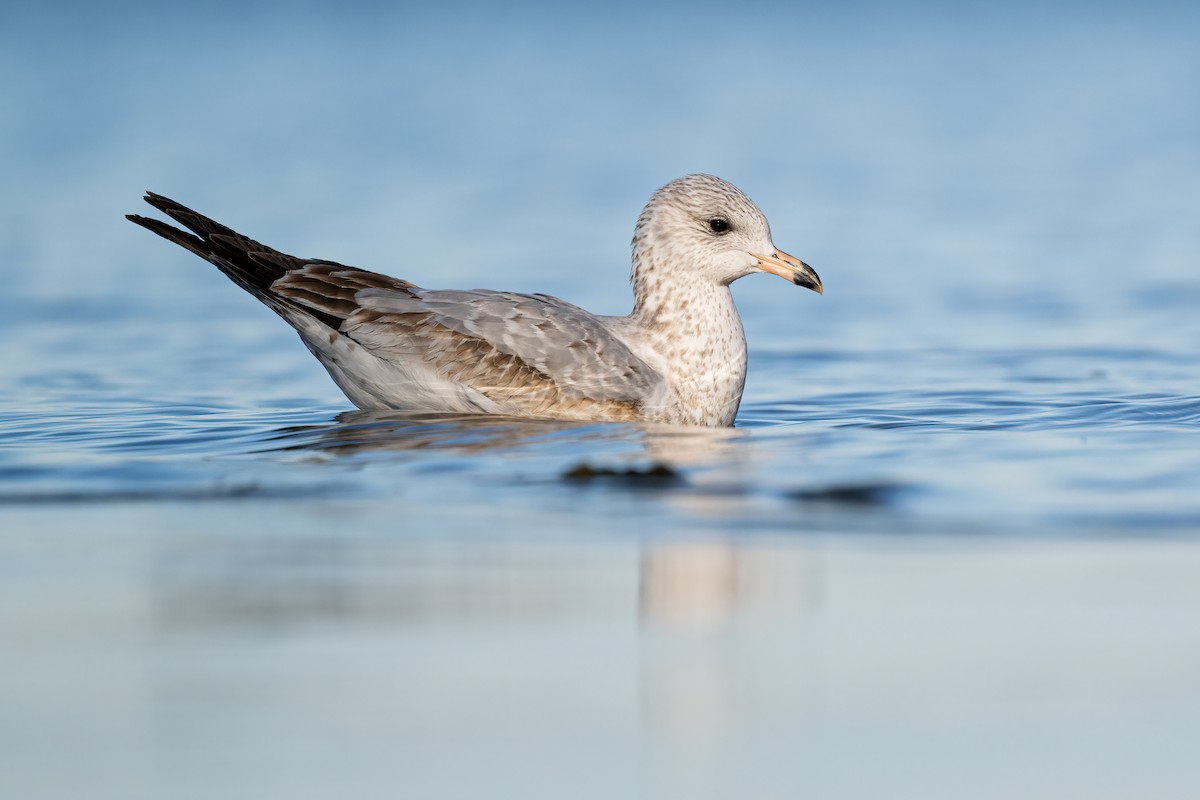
[2,2,1200,798]
[6,1,1198,347]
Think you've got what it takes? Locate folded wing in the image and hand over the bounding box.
[129,194,664,419]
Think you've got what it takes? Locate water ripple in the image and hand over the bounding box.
[1,345,1197,532]
[753,391,1200,433]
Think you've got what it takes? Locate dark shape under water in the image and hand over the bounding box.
[788,482,909,507]
[562,462,684,488]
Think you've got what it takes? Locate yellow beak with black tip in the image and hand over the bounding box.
[750,248,823,294]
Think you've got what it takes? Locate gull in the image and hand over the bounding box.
[127,174,822,427]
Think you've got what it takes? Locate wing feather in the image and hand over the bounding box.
[349,288,662,398]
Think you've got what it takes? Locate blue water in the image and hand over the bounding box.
[3,3,1200,798]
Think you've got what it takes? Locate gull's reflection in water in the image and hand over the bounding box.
[638,541,817,762]
[144,408,814,781]
[265,408,746,467]
[149,532,817,767]
[267,410,620,455]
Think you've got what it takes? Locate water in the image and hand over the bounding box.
[3,3,1200,798]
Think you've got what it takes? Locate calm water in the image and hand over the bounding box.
[3,3,1200,798]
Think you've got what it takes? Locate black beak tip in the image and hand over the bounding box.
[792,269,823,294]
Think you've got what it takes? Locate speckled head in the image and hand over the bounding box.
[630,174,822,293]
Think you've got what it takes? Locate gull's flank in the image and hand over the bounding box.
[127,174,822,427]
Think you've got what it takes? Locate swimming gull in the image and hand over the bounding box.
[127,174,822,427]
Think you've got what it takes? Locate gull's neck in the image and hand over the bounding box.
[620,258,748,427]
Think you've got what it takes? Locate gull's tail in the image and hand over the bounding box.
[127,192,295,299]
[126,192,348,330]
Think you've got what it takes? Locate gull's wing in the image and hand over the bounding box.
[269,264,665,418]
[128,193,664,419]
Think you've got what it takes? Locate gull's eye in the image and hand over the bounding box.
[708,218,730,234]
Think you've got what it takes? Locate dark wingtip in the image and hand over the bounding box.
[125,212,159,229]
[141,191,177,215]
[125,211,210,258]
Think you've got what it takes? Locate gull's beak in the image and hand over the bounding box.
[750,248,823,294]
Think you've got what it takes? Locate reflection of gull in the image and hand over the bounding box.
[640,544,819,628]
[266,409,743,467]
[269,411,631,456]
[638,542,821,744]
[640,543,739,625]
[128,175,821,427]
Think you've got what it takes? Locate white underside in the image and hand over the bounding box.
[288,311,506,414]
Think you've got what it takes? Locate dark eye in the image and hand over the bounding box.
[708,218,730,234]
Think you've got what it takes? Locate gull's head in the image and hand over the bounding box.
[631,174,822,293]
